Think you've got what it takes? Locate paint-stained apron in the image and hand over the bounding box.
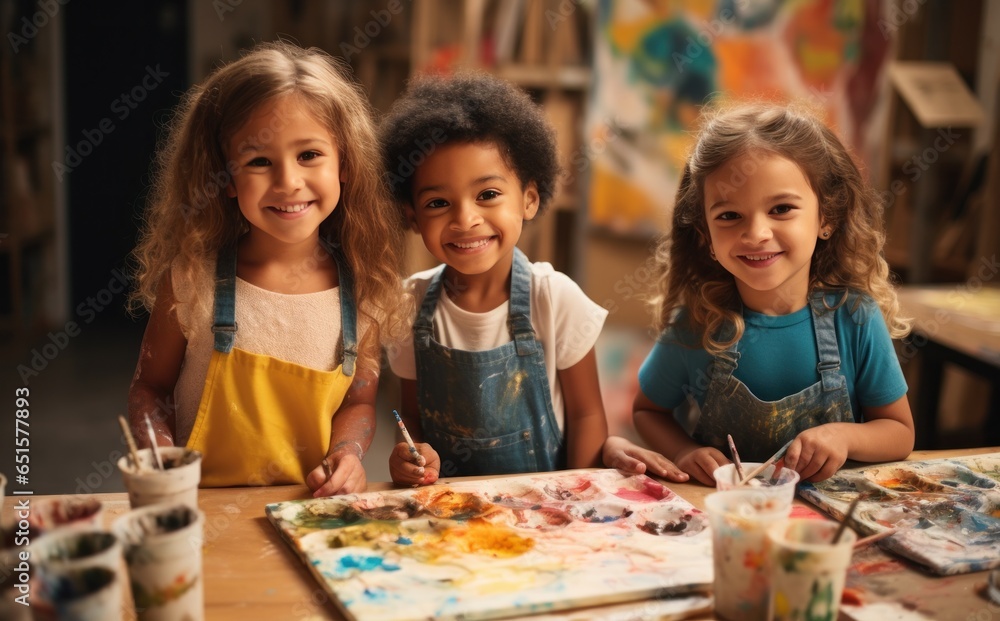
[413,248,564,476]
[687,293,854,462]
[185,243,357,487]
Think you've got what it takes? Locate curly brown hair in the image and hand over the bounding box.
[129,41,407,372]
[650,102,909,352]
[379,71,559,215]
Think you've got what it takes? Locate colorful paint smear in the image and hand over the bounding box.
[266,469,712,621]
[587,0,893,234]
[799,453,1000,575]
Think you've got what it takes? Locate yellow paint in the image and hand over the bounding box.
[326,522,399,549]
[441,519,535,558]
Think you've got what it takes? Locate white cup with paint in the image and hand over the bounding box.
[31,528,125,621]
[37,566,123,621]
[714,462,800,510]
[117,447,202,510]
[114,502,205,621]
[767,518,857,621]
[705,489,790,621]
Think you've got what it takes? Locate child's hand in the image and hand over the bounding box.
[602,435,689,482]
[675,446,729,486]
[306,451,367,498]
[389,442,440,487]
[783,426,849,482]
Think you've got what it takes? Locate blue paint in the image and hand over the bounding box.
[362,587,389,603]
[396,536,413,545]
[338,554,400,573]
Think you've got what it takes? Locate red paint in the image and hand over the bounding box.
[841,587,864,606]
[790,505,825,519]
[614,489,659,502]
[613,480,675,502]
[852,559,905,576]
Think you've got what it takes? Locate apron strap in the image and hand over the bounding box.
[211,239,358,377]
[326,239,358,377]
[508,248,537,357]
[414,265,446,350]
[212,245,238,353]
[709,320,741,379]
[810,291,844,392]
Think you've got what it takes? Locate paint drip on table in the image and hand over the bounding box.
[799,452,1000,575]
[266,469,712,621]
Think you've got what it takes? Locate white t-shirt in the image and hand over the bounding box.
[387,261,608,431]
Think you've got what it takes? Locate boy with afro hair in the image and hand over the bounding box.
[381,72,685,485]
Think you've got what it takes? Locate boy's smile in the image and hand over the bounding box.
[704,151,827,315]
[408,142,539,302]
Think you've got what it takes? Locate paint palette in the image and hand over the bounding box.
[799,453,1000,575]
[266,469,713,621]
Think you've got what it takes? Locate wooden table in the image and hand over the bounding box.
[897,285,1000,448]
[4,447,998,620]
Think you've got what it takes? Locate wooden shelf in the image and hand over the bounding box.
[496,64,591,90]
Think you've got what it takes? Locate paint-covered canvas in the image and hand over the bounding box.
[587,0,894,235]
[266,469,713,621]
[799,453,1000,575]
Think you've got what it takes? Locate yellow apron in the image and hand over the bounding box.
[185,243,357,487]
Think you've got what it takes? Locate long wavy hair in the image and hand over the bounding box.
[130,41,407,373]
[650,102,909,352]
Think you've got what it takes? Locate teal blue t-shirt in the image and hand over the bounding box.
[638,293,908,427]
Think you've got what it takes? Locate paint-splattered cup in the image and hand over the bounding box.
[35,566,123,621]
[31,529,125,620]
[705,490,790,621]
[117,447,201,510]
[713,463,800,510]
[767,518,857,621]
[114,503,204,621]
[29,497,104,533]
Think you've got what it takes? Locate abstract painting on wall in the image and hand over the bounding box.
[266,469,713,621]
[799,453,1000,575]
[587,0,894,234]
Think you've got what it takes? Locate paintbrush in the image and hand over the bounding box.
[738,439,793,485]
[143,413,165,470]
[118,415,146,472]
[726,434,746,482]
[394,410,425,467]
[853,528,896,549]
[832,497,861,544]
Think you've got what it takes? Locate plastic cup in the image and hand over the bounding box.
[117,447,201,509]
[114,503,205,621]
[705,490,791,621]
[36,566,123,621]
[30,497,104,533]
[767,519,858,621]
[32,529,125,621]
[714,462,800,509]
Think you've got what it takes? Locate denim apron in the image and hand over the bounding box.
[186,241,357,487]
[413,248,564,476]
[689,293,854,462]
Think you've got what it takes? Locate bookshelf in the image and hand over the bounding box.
[0,3,61,335]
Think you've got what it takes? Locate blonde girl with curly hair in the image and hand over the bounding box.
[128,41,407,496]
[633,102,914,485]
